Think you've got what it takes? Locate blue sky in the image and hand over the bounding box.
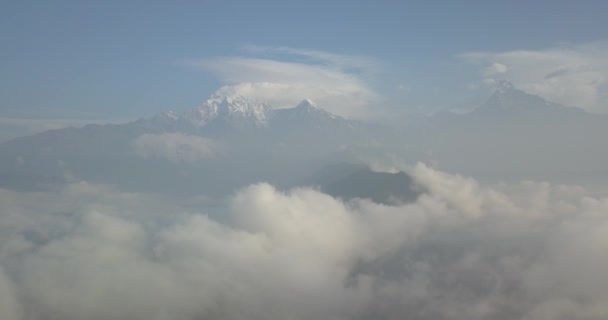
[2,0,608,126]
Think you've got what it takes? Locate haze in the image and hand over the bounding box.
[1,1,608,319]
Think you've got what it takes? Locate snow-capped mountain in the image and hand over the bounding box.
[140,94,351,135]
[436,80,582,118]
[273,99,342,123]
[395,81,608,184]
[145,94,273,132]
[288,99,338,117]
[183,95,271,127]
[0,94,361,194]
[271,99,354,133]
[471,80,580,116]
[2,85,607,195]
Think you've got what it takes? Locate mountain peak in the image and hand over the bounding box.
[495,80,515,94]
[296,99,320,110]
[190,94,271,126]
[291,99,342,120]
[471,80,570,116]
[143,95,350,133]
[204,94,270,113]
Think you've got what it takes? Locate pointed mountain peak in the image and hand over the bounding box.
[292,99,341,119]
[272,99,345,124]
[472,80,570,116]
[484,80,534,105]
[296,99,320,110]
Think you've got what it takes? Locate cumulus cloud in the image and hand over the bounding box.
[461,41,608,112]
[185,46,381,118]
[134,133,216,163]
[0,164,608,319]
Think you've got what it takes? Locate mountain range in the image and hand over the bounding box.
[411,81,608,183]
[0,95,362,195]
[1,81,607,196]
[136,96,353,135]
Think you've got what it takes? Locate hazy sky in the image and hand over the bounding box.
[2,0,608,120]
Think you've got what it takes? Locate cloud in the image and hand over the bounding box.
[242,45,381,72]
[0,164,608,319]
[0,267,22,320]
[461,41,608,112]
[185,46,381,119]
[481,62,508,76]
[134,133,216,163]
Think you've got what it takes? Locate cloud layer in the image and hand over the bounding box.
[0,164,607,319]
[186,46,380,118]
[462,41,608,112]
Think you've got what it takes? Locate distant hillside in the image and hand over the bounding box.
[301,163,420,204]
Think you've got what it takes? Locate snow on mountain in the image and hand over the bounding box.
[295,99,321,110]
[2,85,608,194]
[471,80,573,116]
[494,79,515,94]
[0,94,359,194]
[268,99,357,136]
[144,95,347,133]
[292,99,340,118]
[151,94,272,129]
[197,94,271,125]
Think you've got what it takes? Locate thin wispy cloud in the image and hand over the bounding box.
[184,46,382,118]
[241,45,383,73]
[461,41,608,113]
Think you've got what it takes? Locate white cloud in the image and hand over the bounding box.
[134,133,216,163]
[185,46,381,119]
[1,164,608,319]
[461,41,608,112]
[410,162,515,217]
[242,45,381,72]
[482,62,508,76]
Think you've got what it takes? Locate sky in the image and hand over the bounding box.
[2,0,608,125]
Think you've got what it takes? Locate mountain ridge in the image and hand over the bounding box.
[471,80,579,116]
[139,96,347,133]
[2,85,608,194]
